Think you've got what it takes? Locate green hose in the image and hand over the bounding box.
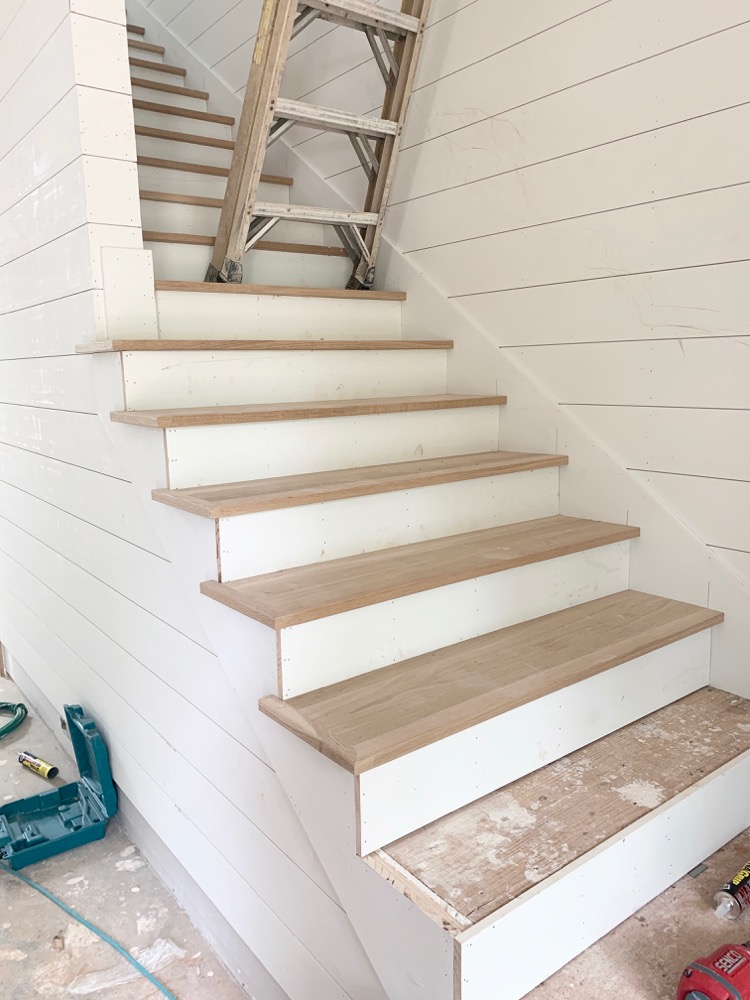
[0,702,28,741]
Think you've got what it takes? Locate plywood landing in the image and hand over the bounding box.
[259,591,723,773]
[201,516,639,628]
[378,688,750,927]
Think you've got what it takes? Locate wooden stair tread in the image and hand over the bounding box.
[127,22,146,35]
[133,99,236,126]
[259,591,723,773]
[110,393,506,429]
[129,56,186,77]
[131,77,210,100]
[128,38,165,54]
[379,687,747,926]
[200,515,640,629]
[137,155,230,178]
[139,184,286,210]
[78,338,454,356]
[135,124,235,150]
[151,451,566,518]
[142,231,348,256]
[154,280,404,300]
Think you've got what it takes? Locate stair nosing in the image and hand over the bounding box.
[149,451,566,518]
[200,515,640,629]
[258,591,723,774]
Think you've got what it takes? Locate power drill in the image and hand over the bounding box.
[677,941,750,999]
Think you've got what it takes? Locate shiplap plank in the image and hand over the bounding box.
[77,87,138,160]
[169,0,243,47]
[639,473,750,554]
[713,549,750,583]
[0,405,121,476]
[0,0,67,101]
[507,337,750,408]
[0,356,98,411]
[0,292,100,360]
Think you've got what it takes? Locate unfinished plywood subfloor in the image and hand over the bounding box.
[0,675,249,1000]
[383,688,750,926]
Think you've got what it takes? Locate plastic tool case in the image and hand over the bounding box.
[0,705,117,870]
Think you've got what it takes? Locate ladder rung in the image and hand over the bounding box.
[274,98,397,138]
[301,0,420,35]
[253,202,379,227]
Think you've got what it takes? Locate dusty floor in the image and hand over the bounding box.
[3,671,750,1000]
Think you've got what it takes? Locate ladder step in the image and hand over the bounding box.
[133,99,236,127]
[259,591,722,773]
[254,201,379,227]
[302,0,420,35]
[201,515,639,628]
[150,451,565,519]
[274,98,397,138]
[129,56,187,77]
[111,393,506,429]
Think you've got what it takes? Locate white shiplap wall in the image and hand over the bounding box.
[0,5,381,999]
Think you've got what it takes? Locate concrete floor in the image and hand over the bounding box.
[2,671,750,1000]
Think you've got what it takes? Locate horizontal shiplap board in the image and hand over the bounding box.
[0,442,165,554]
[507,337,750,408]
[412,183,750,297]
[565,406,750,480]
[460,260,750,347]
[0,0,67,102]
[70,0,126,22]
[70,13,130,92]
[389,103,750,253]
[0,291,100,359]
[0,356,99,411]
[638,472,750,553]
[0,404,122,475]
[386,19,750,205]
[78,86,137,160]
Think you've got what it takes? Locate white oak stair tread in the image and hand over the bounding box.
[139,184,288,211]
[137,159,294,185]
[130,78,210,101]
[378,687,749,927]
[142,231,349,256]
[110,393,506,428]
[127,22,145,34]
[129,56,186,77]
[200,515,640,629]
[133,100,236,126]
[259,591,723,774]
[135,124,235,150]
[151,451,566,518]
[154,280,405,300]
[128,38,165,55]
[78,338,453,354]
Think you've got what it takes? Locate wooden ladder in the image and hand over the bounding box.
[206,0,432,289]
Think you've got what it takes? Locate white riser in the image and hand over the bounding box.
[147,241,352,288]
[358,630,710,854]
[136,133,233,169]
[134,108,233,142]
[277,541,631,697]
[130,64,183,85]
[164,406,500,488]
[131,85,206,112]
[139,198,330,246]
[459,746,750,1000]
[137,165,227,199]
[155,289,402,341]
[219,467,560,580]
[122,348,447,410]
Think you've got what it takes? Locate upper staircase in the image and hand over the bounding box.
[92,17,750,1000]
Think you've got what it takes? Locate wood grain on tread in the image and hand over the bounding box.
[154,280,403,299]
[200,516,640,629]
[137,156,230,178]
[129,56,186,76]
[259,591,723,773]
[139,184,287,208]
[110,393,506,429]
[130,77,209,100]
[135,124,234,150]
[128,38,165,54]
[133,100,235,126]
[151,451,566,518]
[142,230,349,256]
[127,23,145,34]
[383,687,747,926]
[78,338,453,355]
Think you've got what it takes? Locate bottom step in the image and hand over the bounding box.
[371,687,750,1000]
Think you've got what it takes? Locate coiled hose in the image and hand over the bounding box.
[0,702,27,741]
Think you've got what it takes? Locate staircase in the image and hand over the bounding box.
[87,18,750,1000]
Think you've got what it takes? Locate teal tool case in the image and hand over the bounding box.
[0,705,117,870]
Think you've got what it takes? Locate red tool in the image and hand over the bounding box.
[677,941,750,999]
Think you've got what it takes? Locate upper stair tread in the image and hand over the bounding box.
[142,230,349,256]
[135,124,235,150]
[110,392,506,428]
[201,515,640,629]
[379,687,748,926]
[152,450,566,518]
[304,0,420,34]
[259,591,723,774]
[127,22,146,34]
[128,38,165,55]
[79,338,453,355]
[129,56,186,77]
[131,77,210,100]
[133,99,236,126]
[154,280,405,300]
[274,98,398,137]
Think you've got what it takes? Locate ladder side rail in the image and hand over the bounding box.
[352,0,432,288]
[207,0,299,283]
